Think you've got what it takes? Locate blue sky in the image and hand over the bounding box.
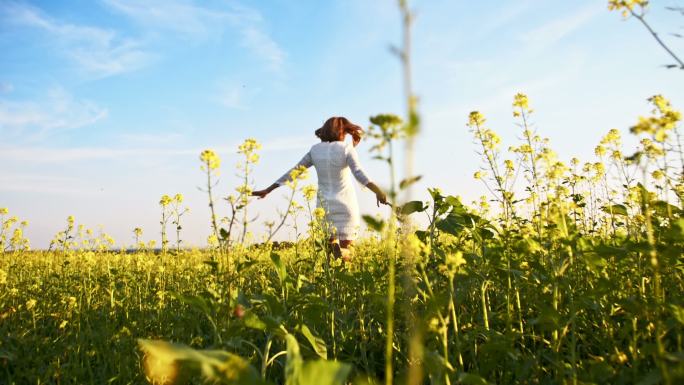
[1,0,682,248]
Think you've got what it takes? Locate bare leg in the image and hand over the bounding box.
[329,237,342,259]
[340,240,353,262]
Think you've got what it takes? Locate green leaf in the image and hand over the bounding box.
[399,175,422,190]
[636,369,662,385]
[170,292,212,316]
[297,324,327,359]
[670,304,684,326]
[285,334,302,385]
[297,360,351,385]
[457,372,490,385]
[220,228,230,239]
[362,215,385,232]
[138,339,269,385]
[270,252,287,284]
[399,200,426,215]
[242,310,267,331]
[601,204,629,216]
[653,200,680,217]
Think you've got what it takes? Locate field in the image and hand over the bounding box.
[1,89,683,385]
[2,2,684,384]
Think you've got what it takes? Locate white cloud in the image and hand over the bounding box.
[216,82,263,109]
[0,1,151,78]
[0,135,311,163]
[0,173,83,194]
[102,0,285,71]
[0,82,13,94]
[519,4,601,51]
[0,87,108,138]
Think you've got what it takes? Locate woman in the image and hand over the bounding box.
[252,116,387,260]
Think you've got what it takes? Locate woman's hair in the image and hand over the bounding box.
[315,117,363,146]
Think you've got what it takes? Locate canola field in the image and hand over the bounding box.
[1,90,683,385]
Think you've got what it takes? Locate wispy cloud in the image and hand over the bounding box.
[0,173,84,194]
[215,83,262,109]
[0,1,152,78]
[0,86,108,139]
[102,0,285,71]
[0,82,13,94]
[519,4,601,51]
[0,135,311,163]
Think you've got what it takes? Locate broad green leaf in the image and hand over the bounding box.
[285,334,302,385]
[270,252,287,284]
[297,324,327,359]
[362,215,385,232]
[457,372,490,385]
[297,360,351,385]
[170,292,212,315]
[220,228,230,239]
[242,310,267,330]
[669,304,684,326]
[399,175,422,190]
[601,204,629,216]
[138,339,268,385]
[399,200,426,215]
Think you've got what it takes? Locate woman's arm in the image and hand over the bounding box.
[345,144,388,206]
[252,183,279,199]
[345,143,371,185]
[252,151,313,199]
[366,182,388,207]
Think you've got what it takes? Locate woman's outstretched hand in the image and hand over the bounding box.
[366,182,388,207]
[252,183,279,199]
[375,191,388,207]
[252,190,270,199]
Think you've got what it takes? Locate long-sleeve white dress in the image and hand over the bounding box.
[276,141,371,240]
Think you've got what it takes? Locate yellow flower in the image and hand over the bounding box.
[512,92,529,110]
[26,299,37,310]
[207,234,219,246]
[0,208,8,215]
[174,193,184,203]
[67,215,75,226]
[504,159,515,173]
[200,149,221,171]
[313,207,326,220]
[0,268,7,285]
[594,145,606,157]
[302,185,317,201]
[651,169,665,180]
[468,111,485,126]
[608,0,648,18]
[159,194,172,207]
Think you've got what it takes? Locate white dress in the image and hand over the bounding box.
[276,141,371,240]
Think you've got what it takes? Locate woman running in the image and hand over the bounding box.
[252,116,387,260]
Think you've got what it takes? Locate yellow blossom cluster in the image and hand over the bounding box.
[237,138,262,164]
[608,0,648,18]
[302,185,317,201]
[200,149,221,171]
[159,195,172,207]
[284,165,309,188]
[630,95,681,143]
[512,92,533,117]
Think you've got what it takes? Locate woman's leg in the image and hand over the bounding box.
[339,240,353,262]
[329,237,342,259]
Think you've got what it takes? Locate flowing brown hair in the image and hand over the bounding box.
[315,117,363,146]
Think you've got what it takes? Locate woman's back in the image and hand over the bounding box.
[309,141,370,200]
[275,140,371,239]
